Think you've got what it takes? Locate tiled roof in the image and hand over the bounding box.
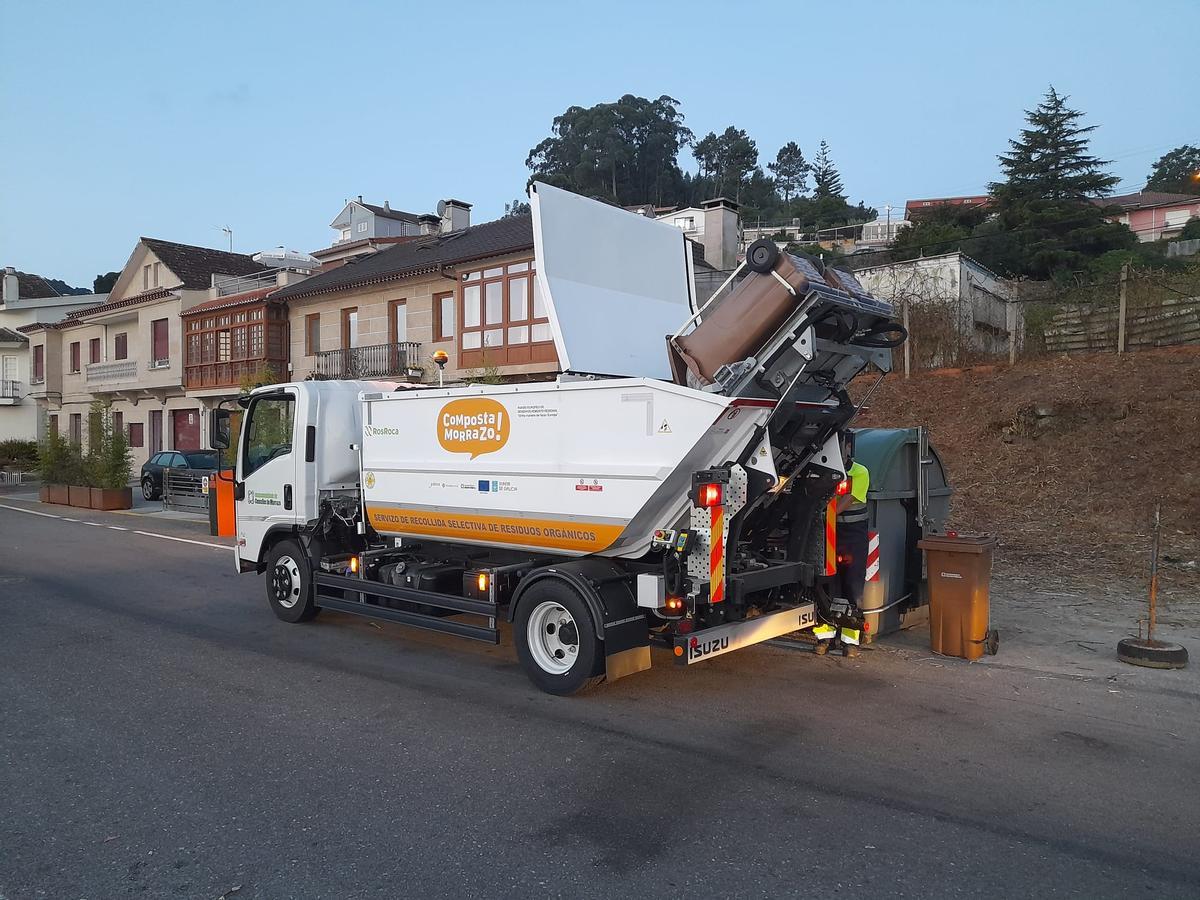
[18,321,57,333]
[140,237,270,290]
[64,286,176,321]
[273,215,534,302]
[360,202,421,224]
[310,235,420,259]
[182,287,278,317]
[0,326,28,343]
[1098,191,1200,211]
[3,271,62,300]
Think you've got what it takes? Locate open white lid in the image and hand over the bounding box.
[530,182,696,379]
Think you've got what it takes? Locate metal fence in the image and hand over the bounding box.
[162,467,213,513]
[0,379,21,399]
[888,265,1200,373]
[313,341,422,379]
[0,471,35,486]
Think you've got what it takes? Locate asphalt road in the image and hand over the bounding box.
[2,500,1198,899]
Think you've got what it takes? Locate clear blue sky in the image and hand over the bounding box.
[2,0,1196,288]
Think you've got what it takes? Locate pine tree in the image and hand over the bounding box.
[1146,145,1200,195]
[811,141,845,201]
[768,142,809,203]
[980,86,1134,279]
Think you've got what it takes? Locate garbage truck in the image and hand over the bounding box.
[212,183,907,694]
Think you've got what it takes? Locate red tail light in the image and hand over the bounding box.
[835,477,850,496]
[697,483,722,508]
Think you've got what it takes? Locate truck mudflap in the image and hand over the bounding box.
[673,604,816,665]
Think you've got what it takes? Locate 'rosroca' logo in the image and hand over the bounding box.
[437,398,510,459]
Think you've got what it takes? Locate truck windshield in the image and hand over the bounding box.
[243,395,295,477]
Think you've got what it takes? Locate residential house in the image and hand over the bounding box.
[904,196,990,221]
[652,198,740,271]
[853,251,1018,365]
[317,197,471,267]
[181,266,313,411]
[23,238,270,467]
[273,214,548,385]
[1098,191,1200,242]
[1,267,101,441]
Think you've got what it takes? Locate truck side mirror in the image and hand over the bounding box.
[210,408,232,450]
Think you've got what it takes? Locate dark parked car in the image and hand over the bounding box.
[141,450,219,500]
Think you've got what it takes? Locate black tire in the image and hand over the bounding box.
[985,629,1000,656]
[513,579,603,696]
[265,539,320,623]
[142,476,158,501]
[1117,638,1188,669]
[745,238,781,274]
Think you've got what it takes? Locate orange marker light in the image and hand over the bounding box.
[673,646,684,657]
[477,572,489,592]
[349,556,359,574]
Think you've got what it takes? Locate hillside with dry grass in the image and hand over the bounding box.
[853,347,1200,583]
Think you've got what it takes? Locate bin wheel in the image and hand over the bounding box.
[745,238,780,274]
[984,630,999,656]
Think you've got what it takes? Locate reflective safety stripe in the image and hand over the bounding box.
[840,627,861,646]
[837,509,869,524]
[709,503,725,604]
[813,624,838,641]
[824,499,837,576]
[866,531,880,581]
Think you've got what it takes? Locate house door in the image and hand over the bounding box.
[172,408,201,451]
[149,409,164,454]
[1,355,17,385]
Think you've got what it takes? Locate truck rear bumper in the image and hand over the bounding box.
[673,603,816,665]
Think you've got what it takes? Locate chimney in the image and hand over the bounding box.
[357,195,363,203]
[439,199,472,234]
[2,267,17,306]
[418,214,441,236]
[701,198,740,271]
[383,200,391,212]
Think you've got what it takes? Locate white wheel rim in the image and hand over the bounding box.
[272,555,303,609]
[526,601,580,676]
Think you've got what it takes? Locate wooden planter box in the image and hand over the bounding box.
[68,484,92,508]
[42,484,70,505]
[90,486,133,511]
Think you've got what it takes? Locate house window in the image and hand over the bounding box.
[341,229,351,241]
[218,329,231,362]
[357,221,368,233]
[115,332,128,360]
[33,345,44,382]
[388,299,407,344]
[128,422,144,448]
[151,319,169,366]
[187,333,201,365]
[48,414,58,435]
[113,411,123,438]
[153,262,162,287]
[69,413,82,446]
[89,337,101,365]
[143,265,151,290]
[70,341,81,373]
[249,323,264,357]
[434,291,455,341]
[149,409,163,454]
[305,313,321,355]
[341,307,359,349]
[458,260,553,367]
[232,326,247,359]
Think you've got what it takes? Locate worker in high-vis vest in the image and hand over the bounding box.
[815,440,870,657]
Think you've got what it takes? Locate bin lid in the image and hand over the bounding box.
[918,532,995,553]
[852,427,951,499]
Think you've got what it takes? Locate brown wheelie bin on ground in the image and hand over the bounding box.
[918,533,997,660]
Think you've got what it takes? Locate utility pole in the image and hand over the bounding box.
[902,297,912,379]
[1117,263,1129,354]
[885,204,893,243]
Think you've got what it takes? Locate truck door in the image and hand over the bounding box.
[236,390,299,564]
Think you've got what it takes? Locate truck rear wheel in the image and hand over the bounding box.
[514,581,603,695]
[265,539,319,623]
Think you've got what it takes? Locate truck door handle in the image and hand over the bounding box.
[234,481,245,501]
[284,484,292,510]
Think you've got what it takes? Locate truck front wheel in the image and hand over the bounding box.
[514,581,603,695]
[265,539,319,623]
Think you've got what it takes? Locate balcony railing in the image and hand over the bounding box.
[314,341,422,379]
[86,359,138,385]
[0,379,21,400]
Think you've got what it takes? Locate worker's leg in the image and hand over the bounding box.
[838,520,869,657]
